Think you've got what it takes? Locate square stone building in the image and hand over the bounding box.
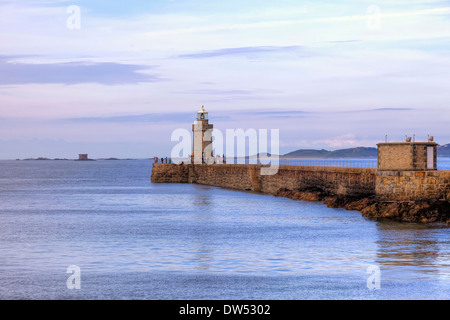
[377,142,437,171]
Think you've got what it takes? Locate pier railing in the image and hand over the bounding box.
[159,158,450,170]
[162,158,450,170]
[278,159,378,168]
[168,157,378,168]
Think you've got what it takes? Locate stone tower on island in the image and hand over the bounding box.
[78,154,89,161]
[192,106,213,164]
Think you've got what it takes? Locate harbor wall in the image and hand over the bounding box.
[151,163,450,223]
[376,170,450,202]
[151,163,376,198]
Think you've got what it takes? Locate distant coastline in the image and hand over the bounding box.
[13,157,137,161]
[251,144,450,159]
[5,143,450,161]
[282,144,450,159]
[280,147,377,159]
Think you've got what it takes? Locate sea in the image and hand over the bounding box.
[0,159,449,300]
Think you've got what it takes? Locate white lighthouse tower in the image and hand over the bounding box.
[192,106,213,164]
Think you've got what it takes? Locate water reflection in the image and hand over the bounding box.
[192,185,213,207]
[374,221,449,276]
[194,247,214,271]
[192,188,215,270]
[2,159,449,299]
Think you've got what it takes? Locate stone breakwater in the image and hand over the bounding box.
[151,164,450,224]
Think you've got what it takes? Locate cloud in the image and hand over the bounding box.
[175,89,256,95]
[177,46,307,59]
[0,56,162,85]
[336,107,416,113]
[368,108,414,111]
[312,134,359,149]
[63,112,231,123]
[65,112,193,123]
[251,110,309,115]
[241,110,311,119]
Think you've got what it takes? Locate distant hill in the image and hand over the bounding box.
[282,149,330,158]
[438,144,450,158]
[282,147,378,159]
[283,144,450,159]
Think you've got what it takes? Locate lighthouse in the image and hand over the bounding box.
[192,106,213,164]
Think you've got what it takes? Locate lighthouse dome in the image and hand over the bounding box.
[198,105,207,114]
[197,105,208,120]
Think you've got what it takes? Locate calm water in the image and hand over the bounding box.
[0,160,449,300]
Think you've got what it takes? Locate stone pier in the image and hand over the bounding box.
[151,142,450,223]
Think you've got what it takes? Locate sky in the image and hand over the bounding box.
[0,0,449,159]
